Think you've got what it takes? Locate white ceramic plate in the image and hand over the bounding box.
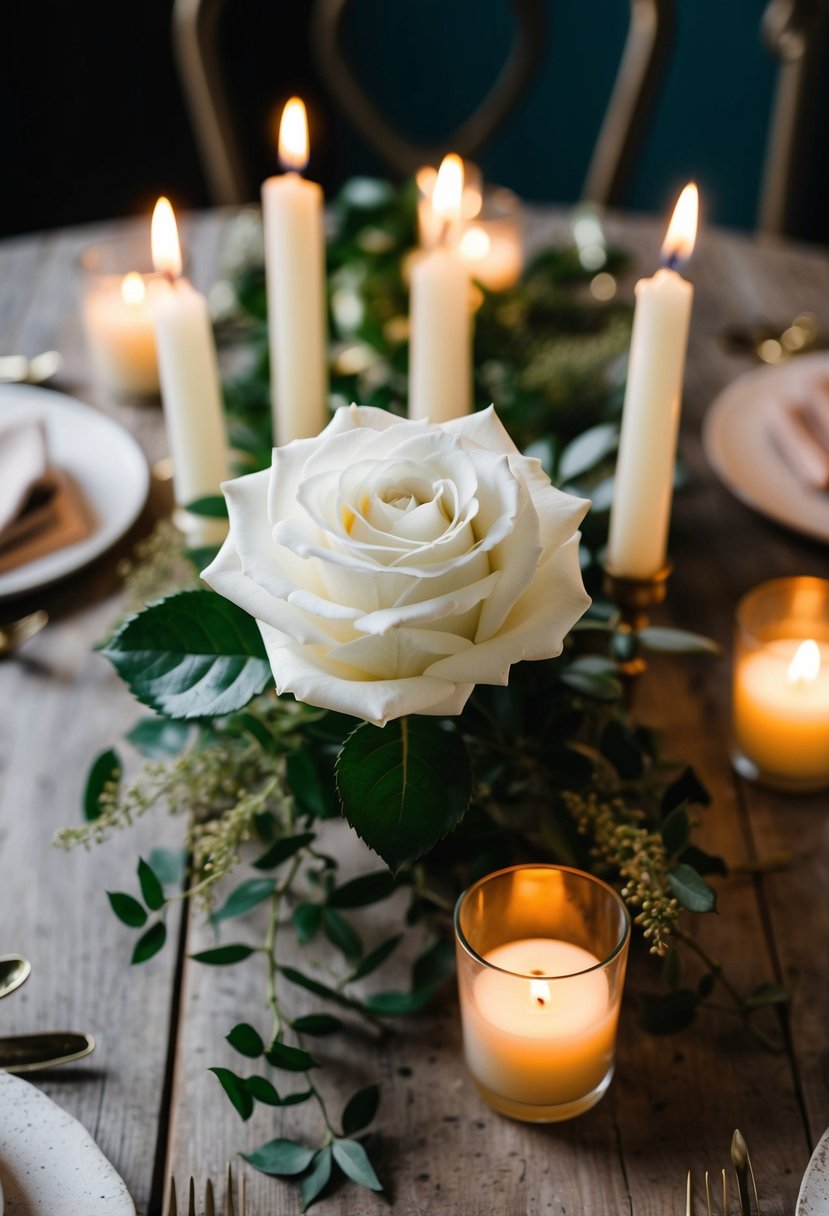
[0,1071,135,1214]
[797,1127,829,1215]
[703,351,829,544]
[0,383,149,600]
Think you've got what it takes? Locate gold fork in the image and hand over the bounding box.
[167,1164,246,1216]
[685,1130,759,1216]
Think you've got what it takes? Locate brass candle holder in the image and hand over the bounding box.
[602,562,673,690]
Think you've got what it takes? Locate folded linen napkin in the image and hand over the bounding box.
[0,416,93,573]
[768,385,829,491]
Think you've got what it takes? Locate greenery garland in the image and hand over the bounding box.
[55,178,786,1210]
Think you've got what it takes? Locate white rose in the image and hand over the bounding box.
[203,405,591,727]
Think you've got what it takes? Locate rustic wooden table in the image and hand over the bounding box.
[0,206,827,1216]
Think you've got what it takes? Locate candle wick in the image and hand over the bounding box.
[164,270,177,288]
[661,248,681,272]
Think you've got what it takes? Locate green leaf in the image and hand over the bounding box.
[362,989,434,1015]
[147,847,187,886]
[190,944,255,965]
[84,748,121,822]
[184,494,228,518]
[697,972,715,999]
[246,1076,312,1106]
[226,1022,264,1058]
[242,1139,316,1177]
[599,719,643,780]
[661,803,691,855]
[210,878,276,924]
[131,921,167,964]
[107,891,147,928]
[186,545,220,572]
[328,871,397,909]
[667,863,717,913]
[557,422,619,483]
[253,831,316,871]
[412,936,455,991]
[332,1139,382,1192]
[559,669,623,702]
[125,717,192,759]
[639,989,699,1035]
[638,627,722,656]
[292,903,322,945]
[209,1067,254,1120]
[301,1147,332,1211]
[336,717,472,874]
[287,748,340,821]
[280,966,361,1012]
[291,1014,343,1036]
[746,982,789,1008]
[679,844,728,877]
[349,934,403,982]
[137,858,165,911]
[322,908,363,962]
[341,1084,379,1135]
[265,1041,316,1071]
[99,590,272,719]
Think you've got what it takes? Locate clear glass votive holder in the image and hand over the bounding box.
[731,576,829,792]
[454,864,630,1123]
[457,186,524,292]
[78,233,167,398]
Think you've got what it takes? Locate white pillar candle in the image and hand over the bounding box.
[733,638,829,787]
[462,938,617,1107]
[606,184,699,579]
[261,97,328,445]
[82,271,160,397]
[150,198,229,513]
[409,153,472,423]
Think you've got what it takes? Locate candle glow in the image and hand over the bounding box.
[278,97,309,172]
[151,197,182,280]
[788,638,820,684]
[121,272,146,306]
[432,153,464,229]
[661,182,699,267]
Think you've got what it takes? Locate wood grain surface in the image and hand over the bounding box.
[0,206,827,1215]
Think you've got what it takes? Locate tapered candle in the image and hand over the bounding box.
[409,153,472,423]
[261,97,328,444]
[606,184,699,578]
[150,198,229,513]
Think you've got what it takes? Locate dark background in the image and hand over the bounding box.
[3,0,827,241]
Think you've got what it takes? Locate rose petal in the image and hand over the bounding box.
[425,533,590,685]
[258,623,473,727]
[442,404,521,456]
[355,569,501,636]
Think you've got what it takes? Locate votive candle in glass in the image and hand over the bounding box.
[454,864,630,1123]
[732,576,829,792]
[79,234,165,397]
[458,186,523,292]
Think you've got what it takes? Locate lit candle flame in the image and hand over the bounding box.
[432,153,464,228]
[121,271,146,305]
[530,977,551,1008]
[279,97,309,173]
[787,638,821,685]
[459,226,491,262]
[661,182,699,269]
[151,197,182,279]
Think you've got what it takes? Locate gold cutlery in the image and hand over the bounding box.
[0,610,48,657]
[0,1031,95,1073]
[167,1164,246,1216]
[0,954,31,999]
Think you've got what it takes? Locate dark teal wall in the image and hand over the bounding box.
[339,1,778,231]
